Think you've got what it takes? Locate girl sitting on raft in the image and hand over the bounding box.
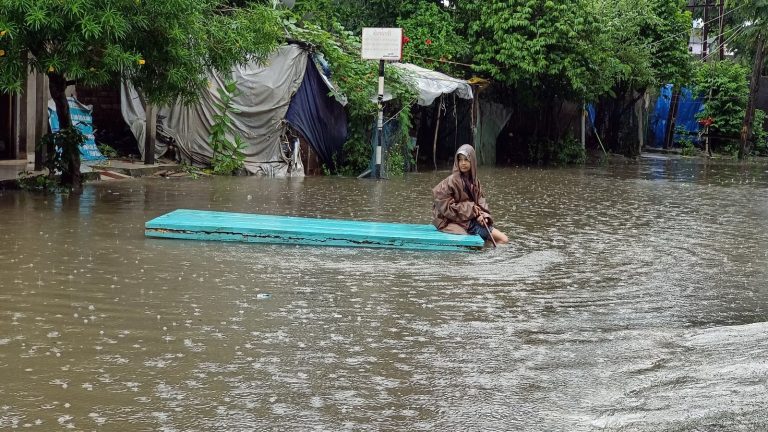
[432,144,509,245]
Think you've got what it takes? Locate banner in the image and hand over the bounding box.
[48,97,106,161]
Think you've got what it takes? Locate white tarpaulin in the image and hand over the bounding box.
[392,63,473,106]
[121,45,308,176]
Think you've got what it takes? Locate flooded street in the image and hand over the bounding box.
[1,157,767,431]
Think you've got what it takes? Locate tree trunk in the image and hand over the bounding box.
[635,91,647,157]
[48,72,82,192]
[599,96,620,153]
[739,33,766,160]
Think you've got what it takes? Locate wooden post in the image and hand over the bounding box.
[718,0,725,60]
[470,85,477,148]
[739,34,765,160]
[581,103,586,150]
[704,125,710,156]
[664,86,680,149]
[144,103,155,165]
[432,95,442,171]
[706,88,713,156]
[635,93,645,155]
[702,1,709,60]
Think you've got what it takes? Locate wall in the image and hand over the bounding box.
[75,84,139,156]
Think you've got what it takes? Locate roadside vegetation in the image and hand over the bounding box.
[1,0,767,188]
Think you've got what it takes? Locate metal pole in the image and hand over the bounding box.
[581,103,586,150]
[375,59,384,179]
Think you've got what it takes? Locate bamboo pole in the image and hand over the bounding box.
[432,95,442,171]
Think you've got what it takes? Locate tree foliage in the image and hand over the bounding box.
[463,0,611,101]
[693,61,749,138]
[210,79,248,175]
[0,0,714,174]
[727,0,768,158]
[0,0,282,103]
[728,0,768,50]
[590,0,692,156]
[0,0,282,188]
[397,1,469,76]
[594,0,692,92]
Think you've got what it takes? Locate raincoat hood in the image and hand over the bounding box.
[452,144,478,180]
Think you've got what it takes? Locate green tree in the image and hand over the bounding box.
[291,0,402,33]
[692,60,750,154]
[592,0,692,156]
[397,1,469,76]
[457,0,618,162]
[0,0,282,191]
[464,0,610,100]
[728,0,768,159]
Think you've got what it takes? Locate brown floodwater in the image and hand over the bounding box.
[1,156,767,431]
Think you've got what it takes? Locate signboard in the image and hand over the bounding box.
[48,97,106,161]
[361,28,403,61]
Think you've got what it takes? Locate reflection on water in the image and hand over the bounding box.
[1,156,767,431]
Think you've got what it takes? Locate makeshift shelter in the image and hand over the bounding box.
[386,64,509,169]
[365,63,476,175]
[393,63,472,106]
[121,44,347,176]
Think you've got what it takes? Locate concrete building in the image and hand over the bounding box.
[0,73,49,164]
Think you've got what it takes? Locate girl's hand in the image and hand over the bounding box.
[473,206,486,223]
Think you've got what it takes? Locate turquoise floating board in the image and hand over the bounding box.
[145,209,485,251]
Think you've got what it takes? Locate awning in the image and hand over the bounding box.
[392,63,473,106]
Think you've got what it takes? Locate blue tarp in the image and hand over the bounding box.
[48,97,106,161]
[285,58,348,170]
[649,84,705,147]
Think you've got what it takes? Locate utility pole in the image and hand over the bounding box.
[702,0,709,60]
[739,34,766,160]
[686,0,728,59]
[717,0,725,60]
[670,0,727,151]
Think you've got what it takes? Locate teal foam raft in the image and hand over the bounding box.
[145,209,485,252]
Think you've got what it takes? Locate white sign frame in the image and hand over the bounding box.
[361,28,403,61]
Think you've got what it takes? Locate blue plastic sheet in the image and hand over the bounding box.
[649,84,705,147]
[285,58,348,170]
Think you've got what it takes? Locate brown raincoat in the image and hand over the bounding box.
[432,144,493,234]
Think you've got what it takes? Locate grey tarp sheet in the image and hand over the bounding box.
[121,45,308,176]
[474,100,512,166]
